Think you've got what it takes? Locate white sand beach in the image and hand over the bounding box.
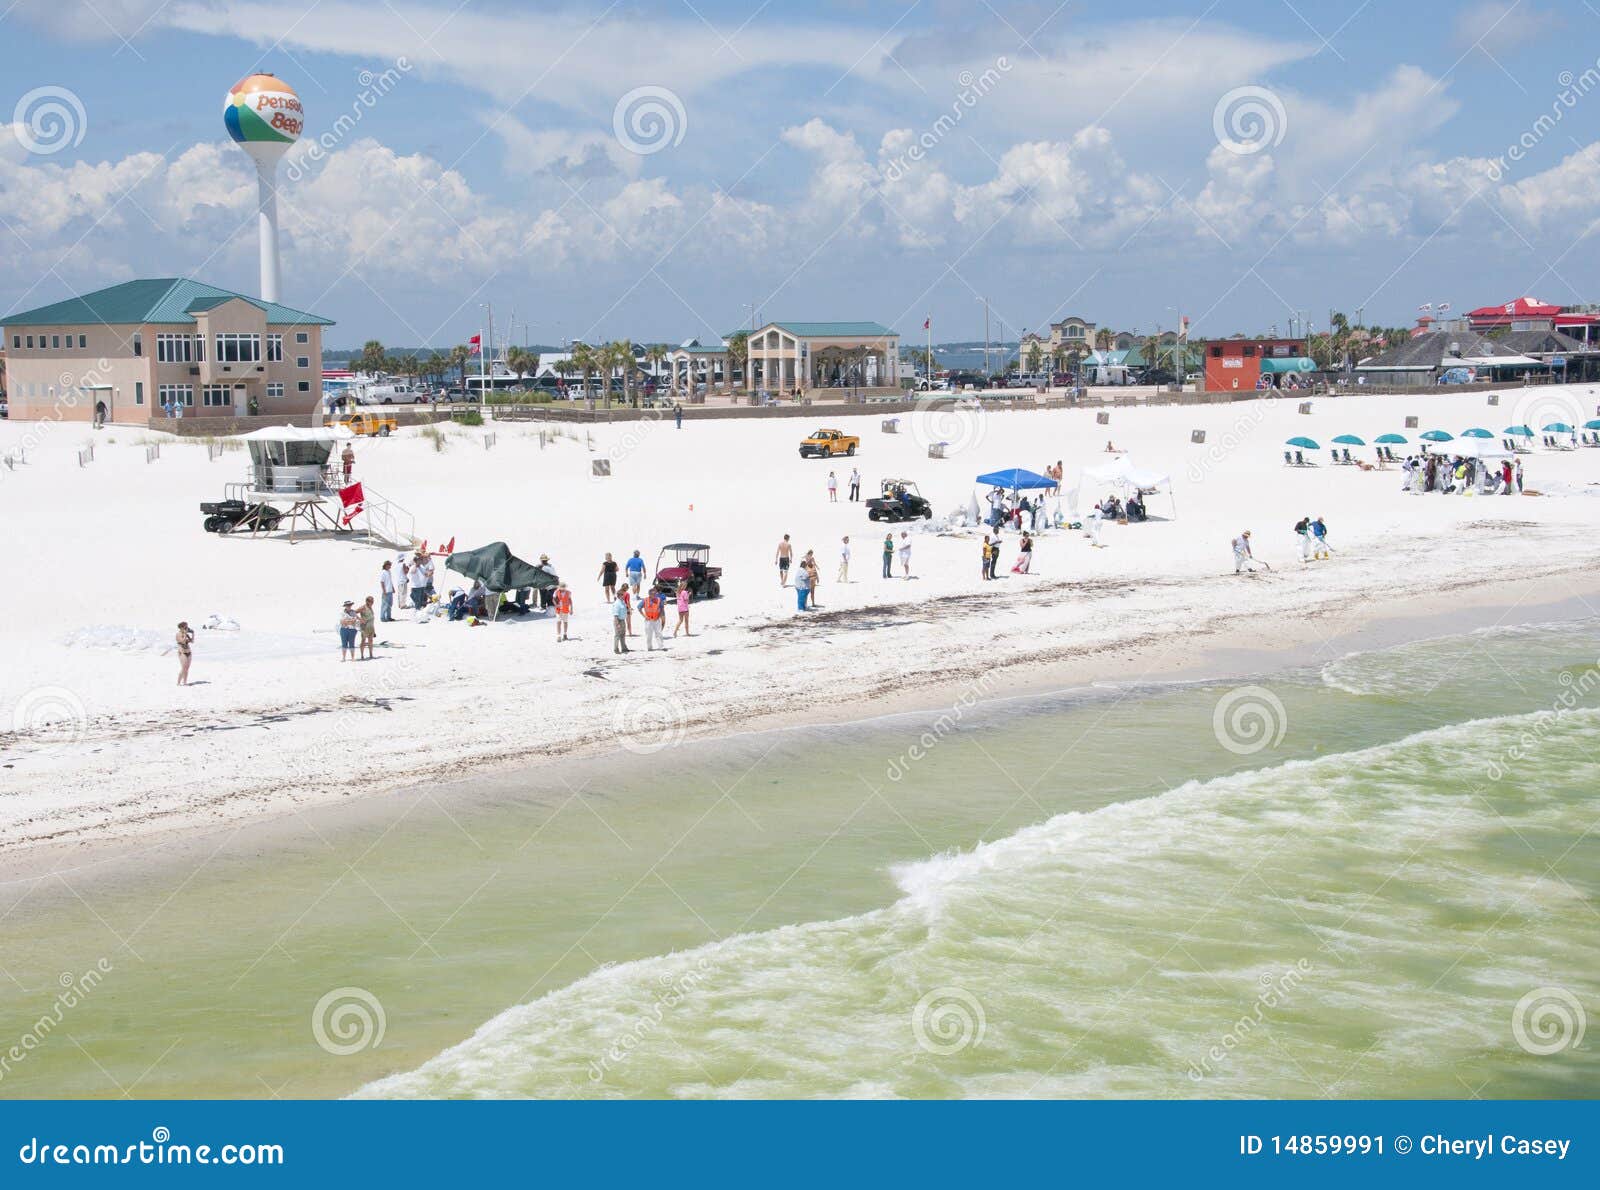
[3,386,1599,857]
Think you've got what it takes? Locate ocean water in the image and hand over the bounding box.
[3,620,1597,1099]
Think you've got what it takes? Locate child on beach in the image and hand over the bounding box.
[175,621,194,686]
[827,472,838,502]
[673,581,691,637]
[838,536,851,582]
[553,582,573,641]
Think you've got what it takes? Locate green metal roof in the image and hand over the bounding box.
[3,278,334,328]
[757,321,897,338]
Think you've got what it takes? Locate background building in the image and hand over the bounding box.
[744,321,900,396]
[2,278,333,424]
[1203,336,1311,392]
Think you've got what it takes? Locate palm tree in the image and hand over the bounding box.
[570,343,597,402]
[400,354,420,386]
[645,343,669,397]
[449,344,470,392]
[425,351,449,385]
[1093,328,1114,353]
[725,331,749,392]
[358,339,386,374]
[1025,343,1042,375]
[554,357,579,396]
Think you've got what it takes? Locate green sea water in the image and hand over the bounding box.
[2,620,1596,1099]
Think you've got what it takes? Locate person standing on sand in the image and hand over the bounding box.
[176,621,194,686]
[396,556,410,614]
[642,586,666,651]
[838,536,851,582]
[1312,516,1330,560]
[1232,530,1254,574]
[1294,516,1312,564]
[673,581,692,637]
[359,596,377,659]
[898,532,913,579]
[598,552,619,601]
[776,535,793,585]
[794,557,812,610]
[625,549,646,595]
[620,583,637,636]
[882,532,894,579]
[675,404,683,430]
[803,550,822,608]
[1515,459,1524,492]
[341,442,355,483]
[339,601,360,661]
[981,535,992,580]
[553,581,573,641]
[379,560,396,622]
[611,589,630,654]
[827,471,838,502]
[849,467,861,501]
[1012,532,1033,574]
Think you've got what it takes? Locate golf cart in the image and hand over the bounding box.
[654,543,722,599]
[199,498,283,534]
[866,479,934,522]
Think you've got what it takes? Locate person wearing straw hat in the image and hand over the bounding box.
[1232,530,1254,574]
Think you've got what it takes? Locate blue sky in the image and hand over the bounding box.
[2,0,1597,349]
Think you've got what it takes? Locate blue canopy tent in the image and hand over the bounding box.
[975,468,1056,490]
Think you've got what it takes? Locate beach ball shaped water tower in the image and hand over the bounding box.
[224,72,304,303]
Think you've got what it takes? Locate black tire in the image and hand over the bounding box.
[868,509,880,521]
[706,580,721,599]
[203,516,222,533]
[923,508,933,519]
[382,397,394,405]
[378,425,391,437]
[845,444,856,456]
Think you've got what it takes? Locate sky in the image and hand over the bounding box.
[1,0,1598,350]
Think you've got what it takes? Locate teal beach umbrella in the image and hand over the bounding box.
[1460,427,1493,438]
[1584,420,1600,431]
[1332,434,1366,445]
[1419,430,1454,442]
[1543,422,1573,433]
[1504,425,1534,437]
[1285,436,1320,450]
[1375,433,1408,444]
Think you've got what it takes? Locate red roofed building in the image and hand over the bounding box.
[1466,297,1600,343]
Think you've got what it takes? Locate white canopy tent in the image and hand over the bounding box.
[1071,456,1177,520]
[1424,438,1513,460]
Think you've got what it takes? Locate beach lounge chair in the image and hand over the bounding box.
[1284,450,1293,466]
[1342,448,1353,464]
[1331,449,1339,465]
[1295,450,1311,466]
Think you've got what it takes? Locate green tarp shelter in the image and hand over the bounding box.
[445,542,558,592]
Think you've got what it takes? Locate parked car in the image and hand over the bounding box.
[337,410,397,437]
[799,428,860,458]
[866,479,934,522]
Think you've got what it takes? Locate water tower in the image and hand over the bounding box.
[224,73,303,303]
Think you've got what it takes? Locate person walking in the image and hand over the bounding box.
[395,556,411,614]
[898,532,913,579]
[642,586,666,650]
[1232,529,1254,574]
[848,467,861,501]
[673,581,692,637]
[625,549,646,595]
[838,535,851,582]
[598,552,619,601]
[881,532,894,579]
[553,581,573,641]
[1012,531,1033,574]
[378,560,396,621]
[175,620,194,686]
[339,600,360,661]
[776,535,793,585]
[827,471,838,502]
[611,588,630,654]
[794,559,812,610]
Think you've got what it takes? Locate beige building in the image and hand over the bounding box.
[742,321,901,396]
[3,278,333,424]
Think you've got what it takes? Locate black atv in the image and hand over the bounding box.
[201,499,283,534]
[866,479,934,522]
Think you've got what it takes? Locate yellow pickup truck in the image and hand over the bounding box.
[798,428,859,458]
[337,410,397,437]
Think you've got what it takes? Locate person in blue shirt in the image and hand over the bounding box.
[612,592,630,654]
[625,549,646,594]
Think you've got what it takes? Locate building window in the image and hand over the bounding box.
[203,385,233,407]
[214,333,261,363]
[295,331,309,343]
[51,335,60,349]
[296,356,310,369]
[135,382,144,406]
[1210,346,1222,357]
[10,336,17,348]
[267,334,283,362]
[1242,345,1256,356]
[25,336,33,349]
[157,334,200,363]
[132,333,142,357]
[266,382,285,398]
[297,380,310,392]
[78,334,86,348]
[158,384,194,407]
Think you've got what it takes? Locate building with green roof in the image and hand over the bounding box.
[2,278,334,425]
[742,320,902,397]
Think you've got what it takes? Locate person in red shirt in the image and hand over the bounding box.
[552,582,573,642]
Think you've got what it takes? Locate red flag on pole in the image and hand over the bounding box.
[922,317,930,330]
[468,334,482,356]
[338,482,365,526]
